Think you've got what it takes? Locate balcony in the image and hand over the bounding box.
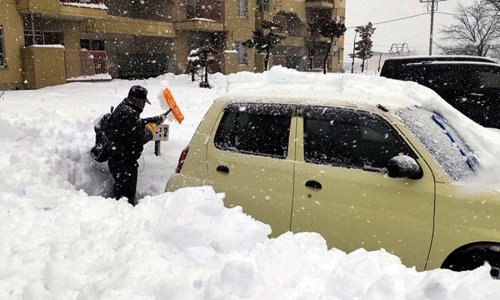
[18,0,107,20]
[176,0,224,32]
[65,49,109,79]
[305,0,334,9]
[91,16,175,37]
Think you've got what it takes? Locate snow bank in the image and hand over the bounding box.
[1,68,500,299]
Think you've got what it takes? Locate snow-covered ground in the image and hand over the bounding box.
[1,67,500,299]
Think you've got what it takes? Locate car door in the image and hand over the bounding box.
[206,103,297,236]
[291,106,435,270]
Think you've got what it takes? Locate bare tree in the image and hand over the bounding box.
[487,0,500,11]
[440,0,500,56]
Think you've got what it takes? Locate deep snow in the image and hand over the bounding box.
[1,67,500,299]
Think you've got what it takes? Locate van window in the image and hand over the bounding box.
[303,107,414,171]
[469,67,500,90]
[419,64,470,90]
[214,103,293,158]
[407,63,500,91]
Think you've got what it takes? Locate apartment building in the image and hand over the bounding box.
[0,0,345,89]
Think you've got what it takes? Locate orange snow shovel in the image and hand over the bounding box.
[154,86,184,156]
[162,86,184,124]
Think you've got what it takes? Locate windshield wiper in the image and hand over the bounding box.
[431,114,477,171]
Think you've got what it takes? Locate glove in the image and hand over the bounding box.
[145,123,157,135]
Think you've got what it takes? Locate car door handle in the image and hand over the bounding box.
[216,165,230,174]
[305,180,322,190]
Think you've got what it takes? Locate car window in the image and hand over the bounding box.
[214,103,293,158]
[383,63,426,84]
[417,64,471,90]
[397,107,478,181]
[470,67,500,90]
[415,63,500,91]
[303,106,415,171]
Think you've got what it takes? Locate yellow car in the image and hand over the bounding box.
[166,93,500,278]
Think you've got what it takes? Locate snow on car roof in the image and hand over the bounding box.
[221,66,441,111]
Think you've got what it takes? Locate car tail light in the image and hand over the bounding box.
[175,146,189,173]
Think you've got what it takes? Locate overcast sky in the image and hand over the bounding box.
[345,0,461,57]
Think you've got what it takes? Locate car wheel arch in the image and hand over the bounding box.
[441,241,500,277]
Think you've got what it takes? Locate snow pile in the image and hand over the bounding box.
[1,68,500,299]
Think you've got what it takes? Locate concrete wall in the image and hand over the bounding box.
[0,0,25,89]
[223,47,256,73]
[22,45,66,89]
[223,0,256,73]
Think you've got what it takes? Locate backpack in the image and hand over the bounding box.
[90,107,113,162]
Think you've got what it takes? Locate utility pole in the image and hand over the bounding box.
[351,31,357,73]
[420,0,446,55]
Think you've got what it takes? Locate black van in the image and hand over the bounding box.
[380,56,500,128]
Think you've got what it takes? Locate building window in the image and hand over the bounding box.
[23,16,64,46]
[257,0,269,12]
[24,30,64,46]
[80,39,105,50]
[238,0,248,17]
[0,26,5,68]
[234,42,248,65]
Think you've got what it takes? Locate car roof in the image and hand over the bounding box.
[384,55,498,64]
[214,96,408,127]
[218,72,439,112]
[405,61,500,67]
[215,94,385,112]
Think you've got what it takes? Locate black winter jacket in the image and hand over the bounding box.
[107,98,163,162]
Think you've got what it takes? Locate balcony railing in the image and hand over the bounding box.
[83,50,108,74]
[65,50,108,78]
[60,0,106,5]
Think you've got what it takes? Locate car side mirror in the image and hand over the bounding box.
[387,155,423,180]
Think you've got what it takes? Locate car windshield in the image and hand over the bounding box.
[396,107,478,181]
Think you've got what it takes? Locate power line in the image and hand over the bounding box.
[346,13,430,29]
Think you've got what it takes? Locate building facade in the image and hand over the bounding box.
[0,0,345,89]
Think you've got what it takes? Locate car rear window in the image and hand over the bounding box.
[214,103,293,158]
